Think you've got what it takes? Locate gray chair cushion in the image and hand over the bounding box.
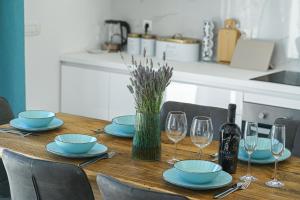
[274,118,300,157]
[160,101,228,140]
[0,97,14,125]
[97,173,188,200]
[2,149,94,200]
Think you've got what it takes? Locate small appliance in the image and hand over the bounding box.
[102,20,130,52]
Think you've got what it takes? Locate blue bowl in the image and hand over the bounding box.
[112,115,135,134]
[240,137,272,159]
[55,134,97,154]
[19,110,55,128]
[174,160,222,184]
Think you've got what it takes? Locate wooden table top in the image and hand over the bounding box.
[1,113,300,200]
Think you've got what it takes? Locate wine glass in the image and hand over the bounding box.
[266,124,286,188]
[165,111,187,164]
[240,122,258,182]
[190,116,213,158]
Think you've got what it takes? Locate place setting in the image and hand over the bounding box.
[238,123,291,165]
[103,115,135,138]
[161,109,291,197]
[45,133,114,167]
[0,110,64,136]
[162,112,233,191]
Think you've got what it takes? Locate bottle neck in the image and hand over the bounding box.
[227,109,236,123]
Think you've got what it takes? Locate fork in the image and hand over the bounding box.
[78,151,116,168]
[214,181,251,199]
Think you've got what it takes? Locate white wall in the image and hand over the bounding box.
[220,0,300,66]
[25,0,111,112]
[111,0,300,66]
[111,0,222,39]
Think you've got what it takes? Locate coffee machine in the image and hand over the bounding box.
[102,20,130,52]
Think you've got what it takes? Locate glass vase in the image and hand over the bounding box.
[132,112,161,161]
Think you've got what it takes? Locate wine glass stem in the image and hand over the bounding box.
[198,148,203,159]
[174,142,177,160]
[274,158,278,181]
[247,153,252,177]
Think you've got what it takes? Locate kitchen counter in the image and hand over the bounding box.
[60,52,300,101]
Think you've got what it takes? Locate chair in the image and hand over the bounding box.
[160,101,228,139]
[2,149,94,200]
[96,173,188,200]
[0,97,14,125]
[274,118,300,157]
[0,160,10,199]
[0,97,13,199]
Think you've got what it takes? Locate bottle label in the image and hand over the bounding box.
[219,125,241,173]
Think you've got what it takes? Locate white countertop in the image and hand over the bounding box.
[60,52,300,100]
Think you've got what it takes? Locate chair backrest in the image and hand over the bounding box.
[2,149,94,200]
[97,173,188,200]
[0,97,14,125]
[0,159,10,198]
[274,118,300,157]
[160,101,228,139]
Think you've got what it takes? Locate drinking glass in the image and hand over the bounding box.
[240,122,258,182]
[266,124,286,188]
[190,116,213,158]
[165,111,187,164]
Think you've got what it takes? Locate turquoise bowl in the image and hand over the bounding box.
[18,110,55,128]
[240,137,272,159]
[112,115,135,134]
[174,160,222,184]
[55,134,97,154]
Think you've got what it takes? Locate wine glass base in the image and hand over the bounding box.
[240,175,257,182]
[265,179,284,188]
[167,158,180,165]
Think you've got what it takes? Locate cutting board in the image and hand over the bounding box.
[230,39,275,71]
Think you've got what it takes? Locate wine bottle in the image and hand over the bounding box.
[218,104,241,174]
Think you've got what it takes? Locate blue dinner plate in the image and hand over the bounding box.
[163,168,232,190]
[104,124,134,138]
[46,142,108,158]
[10,117,64,132]
[238,148,291,164]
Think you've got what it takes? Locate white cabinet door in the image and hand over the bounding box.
[61,65,110,120]
[165,81,243,124]
[109,73,135,120]
[165,82,198,104]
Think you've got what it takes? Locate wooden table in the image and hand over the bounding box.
[1,113,300,200]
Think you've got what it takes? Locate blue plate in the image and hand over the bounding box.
[10,117,63,132]
[163,168,232,190]
[238,148,291,164]
[104,124,134,138]
[46,142,108,158]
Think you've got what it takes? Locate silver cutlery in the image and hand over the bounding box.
[210,152,218,162]
[214,181,251,199]
[210,152,218,158]
[91,128,105,136]
[78,151,116,168]
[0,128,34,137]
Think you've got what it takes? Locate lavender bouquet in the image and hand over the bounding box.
[124,52,173,161]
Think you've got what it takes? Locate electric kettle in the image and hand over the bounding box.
[103,20,130,52]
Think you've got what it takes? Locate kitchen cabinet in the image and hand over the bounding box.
[61,65,110,120]
[165,81,243,124]
[61,63,244,125]
[109,73,135,119]
[61,65,135,120]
